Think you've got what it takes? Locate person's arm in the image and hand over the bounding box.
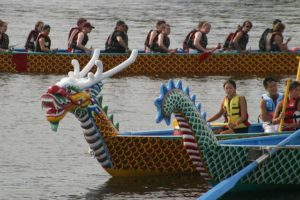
[39,37,51,52]
[274,35,289,51]
[0,48,9,52]
[294,100,300,129]
[259,99,272,122]
[149,31,158,47]
[25,31,34,45]
[76,32,91,53]
[207,98,225,122]
[0,34,7,52]
[232,31,243,51]
[234,96,248,126]
[272,101,283,124]
[158,34,169,53]
[116,36,129,51]
[193,32,209,52]
[68,29,79,46]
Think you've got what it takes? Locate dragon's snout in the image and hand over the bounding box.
[47,85,68,97]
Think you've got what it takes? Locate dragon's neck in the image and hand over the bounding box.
[74,97,119,169]
[162,87,249,181]
[164,89,218,148]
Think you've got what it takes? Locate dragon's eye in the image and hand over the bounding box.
[66,88,72,93]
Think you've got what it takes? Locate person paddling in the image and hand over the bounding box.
[230,20,252,51]
[144,20,166,53]
[35,24,58,53]
[259,19,282,51]
[273,81,300,131]
[184,21,221,53]
[67,18,87,52]
[70,22,94,53]
[151,24,176,53]
[267,22,291,52]
[105,20,130,53]
[25,21,44,51]
[207,79,250,134]
[259,77,283,132]
[0,21,10,52]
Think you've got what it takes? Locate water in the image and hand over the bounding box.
[1,0,300,50]
[1,0,300,199]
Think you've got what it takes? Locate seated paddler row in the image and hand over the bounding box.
[206,78,300,134]
[0,18,299,53]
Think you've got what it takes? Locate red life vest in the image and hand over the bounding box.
[284,98,300,125]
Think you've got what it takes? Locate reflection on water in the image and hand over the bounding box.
[84,175,210,200]
[81,176,300,200]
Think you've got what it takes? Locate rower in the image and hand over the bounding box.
[259,77,283,132]
[70,22,94,53]
[35,24,58,53]
[0,21,10,52]
[105,20,130,53]
[267,22,291,52]
[67,18,87,52]
[184,21,221,53]
[230,21,252,51]
[273,81,300,131]
[151,24,176,53]
[25,21,44,51]
[207,79,250,134]
[259,19,282,51]
[144,20,166,53]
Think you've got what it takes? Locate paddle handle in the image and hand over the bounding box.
[278,79,291,132]
[209,122,228,127]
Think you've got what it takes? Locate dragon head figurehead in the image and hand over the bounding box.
[41,49,138,131]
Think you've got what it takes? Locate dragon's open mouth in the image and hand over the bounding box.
[41,93,71,117]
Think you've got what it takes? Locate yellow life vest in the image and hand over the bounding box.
[223,95,248,128]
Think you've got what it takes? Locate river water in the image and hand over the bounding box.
[1,0,300,199]
[1,0,300,50]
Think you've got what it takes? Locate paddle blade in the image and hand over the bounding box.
[198,52,212,63]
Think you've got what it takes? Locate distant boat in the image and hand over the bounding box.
[2,48,300,76]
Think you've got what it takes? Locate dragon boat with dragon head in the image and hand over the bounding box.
[41,49,300,192]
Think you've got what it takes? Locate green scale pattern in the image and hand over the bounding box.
[162,89,300,185]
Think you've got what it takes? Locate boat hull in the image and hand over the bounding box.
[2,51,299,76]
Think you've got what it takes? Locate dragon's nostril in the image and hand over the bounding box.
[57,88,68,97]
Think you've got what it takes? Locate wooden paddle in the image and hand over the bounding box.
[198,128,300,200]
[278,79,291,132]
[296,56,300,80]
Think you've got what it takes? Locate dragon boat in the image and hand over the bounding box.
[2,49,300,76]
[41,50,300,191]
